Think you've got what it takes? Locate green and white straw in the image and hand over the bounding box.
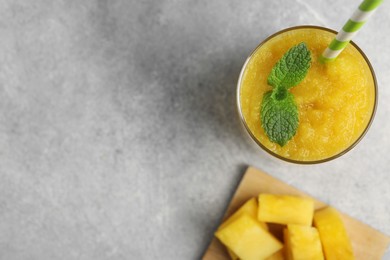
[320,0,383,62]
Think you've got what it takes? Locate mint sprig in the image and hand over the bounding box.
[261,91,298,146]
[268,43,311,89]
[261,42,311,147]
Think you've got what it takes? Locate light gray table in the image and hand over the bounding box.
[0,1,389,259]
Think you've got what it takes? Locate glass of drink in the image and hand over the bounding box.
[237,26,377,164]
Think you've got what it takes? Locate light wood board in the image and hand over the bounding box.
[202,166,390,260]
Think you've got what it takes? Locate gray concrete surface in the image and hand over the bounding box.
[0,0,389,259]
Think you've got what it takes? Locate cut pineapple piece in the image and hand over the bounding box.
[219,198,268,231]
[258,194,314,226]
[285,225,324,260]
[314,207,355,260]
[215,214,283,260]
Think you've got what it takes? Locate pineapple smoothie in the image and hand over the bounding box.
[238,26,376,163]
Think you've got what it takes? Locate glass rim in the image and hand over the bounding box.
[236,25,378,164]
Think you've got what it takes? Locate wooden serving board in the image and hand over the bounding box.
[202,166,390,260]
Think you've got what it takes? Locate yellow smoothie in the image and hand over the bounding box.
[239,27,376,162]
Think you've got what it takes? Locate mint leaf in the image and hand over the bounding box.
[267,42,311,89]
[261,91,299,147]
[260,42,311,147]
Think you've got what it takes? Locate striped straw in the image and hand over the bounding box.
[320,0,383,63]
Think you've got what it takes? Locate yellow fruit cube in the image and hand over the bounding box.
[314,207,355,260]
[285,225,324,260]
[215,214,283,260]
[219,198,268,231]
[258,194,314,226]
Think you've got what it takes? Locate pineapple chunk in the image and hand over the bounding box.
[314,207,355,260]
[215,214,283,260]
[219,198,268,231]
[258,194,314,226]
[285,225,324,260]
